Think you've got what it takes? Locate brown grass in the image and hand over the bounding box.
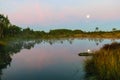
[85,42,120,80]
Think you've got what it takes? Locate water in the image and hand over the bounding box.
[0,38,120,80]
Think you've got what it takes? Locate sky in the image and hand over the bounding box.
[0,0,120,31]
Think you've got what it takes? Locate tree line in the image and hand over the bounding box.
[0,14,84,38]
[1,14,120,39]
[0,14,44,38]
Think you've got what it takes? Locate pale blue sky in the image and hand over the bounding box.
[0,0,120,31]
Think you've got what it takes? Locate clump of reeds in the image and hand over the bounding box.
[85,42,120,80]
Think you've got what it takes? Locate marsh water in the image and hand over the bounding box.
[0,38,120,80]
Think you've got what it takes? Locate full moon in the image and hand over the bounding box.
[86,14,90,19]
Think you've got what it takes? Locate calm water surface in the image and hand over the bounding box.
[1,38,120,80]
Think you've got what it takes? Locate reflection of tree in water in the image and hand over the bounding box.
[44,38,74,45]
[0,38,75,79]
[88,38,104,46]
[0,53,12,80]
[0,39,42,80]
[0,45,12,80]
[23,41,36,49]
[67,38,74,44]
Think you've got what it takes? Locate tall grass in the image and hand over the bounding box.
[85,42,120,80]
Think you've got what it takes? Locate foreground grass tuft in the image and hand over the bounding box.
[85,42,120,80]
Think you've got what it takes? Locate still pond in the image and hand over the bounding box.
[0,38,120,80]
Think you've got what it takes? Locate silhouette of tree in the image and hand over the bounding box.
[95,27,99,32]
[112,28,117,31]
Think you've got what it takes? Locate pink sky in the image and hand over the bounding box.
[0,0,120,31]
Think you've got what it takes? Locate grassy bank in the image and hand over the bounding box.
[85,42,120,80]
